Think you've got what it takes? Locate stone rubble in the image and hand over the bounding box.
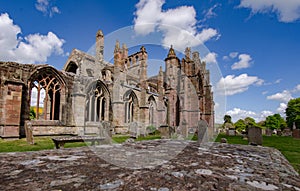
[0,140,299,190]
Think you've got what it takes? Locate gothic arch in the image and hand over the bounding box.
[85,80,110,122]
[65,61,78,74]
[148,96,157,126]
[123,90,139,123]
[28,66,66,121]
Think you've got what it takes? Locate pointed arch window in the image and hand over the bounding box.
[148,96,157,125]
[124,91,138,123]
[30,73,62,120]
[85,82,109,122]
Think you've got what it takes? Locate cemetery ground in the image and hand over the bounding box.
[215,134,300,174]
[0,133,299,174]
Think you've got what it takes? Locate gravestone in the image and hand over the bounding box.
[179,120,188,138]
[159,125,170,139]
[292,129,300,139]
[282,128,292,136]
[25,121,34,145]
[277,130,282,136]
[102,121,113,137]
[226,129,236,136]
[248,126,262,145]
[197,119,208,144]
[220,138,227,143]
[129,122,139,138]
[293,122,297,130]
[265,128,272,136]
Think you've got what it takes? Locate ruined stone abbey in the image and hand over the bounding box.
[0,30,214,138]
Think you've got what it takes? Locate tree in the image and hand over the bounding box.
[265,114,286,130]
[274,114,287,129]
[223,115,232,124]
[234,119,246,132]
[244,117,256,126]
[286,98,300,129]
[29,107,36,120]
[222,115,234,129]
[265,115,277,130]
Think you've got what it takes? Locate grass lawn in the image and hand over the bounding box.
[0,134,161,153]
[0,136,88,152]
[215,134,300,174]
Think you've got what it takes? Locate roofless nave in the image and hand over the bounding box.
[0,30,214,138]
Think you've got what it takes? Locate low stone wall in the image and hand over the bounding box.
[0,125,19,139]
[26,120,77,136]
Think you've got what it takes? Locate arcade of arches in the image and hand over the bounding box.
[0,30,214,138]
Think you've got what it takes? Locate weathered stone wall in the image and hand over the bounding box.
[0,30,215,138]
[0,62,74,138]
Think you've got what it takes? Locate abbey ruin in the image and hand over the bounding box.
[0,30,214,138]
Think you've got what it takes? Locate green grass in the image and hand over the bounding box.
[0,136,88,153]
[0,134,161,153]
[215,134,300,173]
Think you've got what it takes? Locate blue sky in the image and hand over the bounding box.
[1,0,300,123]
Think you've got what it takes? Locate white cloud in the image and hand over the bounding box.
[134,0,219,51]
[293,84,300,92]
[261,110,274,119]
[274,79,282,84]
[231,54,252,70]
[35,0,60,17]
[0,13,65,64]
[202,52,217,64]
[229,52,238,58]
[226,108,256,122]
[239,0,300,22]
[276,103,287,116]
[216,73,263,96]
[203,4,220,19]
[267,90,293,103]
[222,55,229,61]
[226,108,274,122]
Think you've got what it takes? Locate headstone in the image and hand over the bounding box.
[25,121,34,145]
[102,121,113,137]
[220,138,227,143]
[265,128,272,136]
[277,130,282,136]
[292,129,300,139]
[198,119,208,144]
[282,128,292,136]
[293,122,297,130]
[226,129,236,136]
[248,126,262,145]
[261,128,266,135]
[177,125,188,138]
[129,122,139,138]
[159,125,170,139]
